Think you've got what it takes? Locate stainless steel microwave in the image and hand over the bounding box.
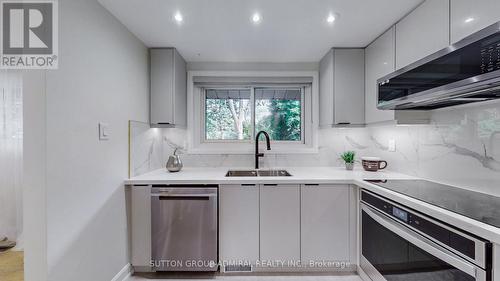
[377,21,500,110]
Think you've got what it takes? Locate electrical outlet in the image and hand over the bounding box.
[388,139,396,152]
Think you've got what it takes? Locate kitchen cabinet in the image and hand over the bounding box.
[319,48,365,127]
[150,48,187,127]
[260,184,300,262]
[129,182,357,273]
[301,184,350,263]
[450,0,500,44]
[396,0,450,69]
[129,185,151,270]
[365,27,396,124]
[219,184,260,268]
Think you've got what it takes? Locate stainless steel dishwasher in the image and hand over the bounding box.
[151,185,218,272]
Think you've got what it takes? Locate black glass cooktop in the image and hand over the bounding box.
[364,179,500,229]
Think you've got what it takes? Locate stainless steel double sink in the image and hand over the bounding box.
[226,169,292,177]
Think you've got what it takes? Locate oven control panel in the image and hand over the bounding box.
[392,206,408,222]
[481,40,500,74]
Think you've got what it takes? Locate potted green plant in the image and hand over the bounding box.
[340,151,356,170]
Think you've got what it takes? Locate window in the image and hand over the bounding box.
[255,88,302,141]
[189,71,318,154]
[203,87,304,142]
[205,89,251,140]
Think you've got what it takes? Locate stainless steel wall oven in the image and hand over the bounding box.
[360,190,492,281]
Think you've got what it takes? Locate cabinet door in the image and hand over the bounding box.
[320,48,365,126]
[451,0,500,44]
[365,27,396,124]
[219,184,260,265]
[334,49,365,125]
[319,49,335,127]
[301,184,350,263]
[260,184,300,262]
[150,48,174,125]
[130,185,151,268]
[173,50,187,127]
[396,0,450,69]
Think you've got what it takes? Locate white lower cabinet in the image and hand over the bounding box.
[219,184,260,266]
[260,184,301,262]
[219,183,354,272]
[130,185,151,270]
[301,184,350,264]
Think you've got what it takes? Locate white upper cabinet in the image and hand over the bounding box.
[150,48,187,127]
[451,0,500,44]
[319,48,365,127]
[396,0,450,69]
[365,27,396,124]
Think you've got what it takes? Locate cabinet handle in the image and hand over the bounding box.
[241,184,256,187]
[263,184,278,186]
[304,184,319,186]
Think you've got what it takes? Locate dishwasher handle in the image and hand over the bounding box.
[152,193,217,201]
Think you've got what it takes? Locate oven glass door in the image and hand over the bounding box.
[361,205,485,281]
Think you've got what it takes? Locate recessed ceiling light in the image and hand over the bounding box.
[464,17,475,23]
[327,14,336,23]
[252,13,261,24]
[174,12,183,23]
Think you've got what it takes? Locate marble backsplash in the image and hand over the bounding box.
[129,121,163,177]
[371,101,500,195]
[130,101,500,195]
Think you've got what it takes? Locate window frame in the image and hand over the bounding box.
[187,71,319,154]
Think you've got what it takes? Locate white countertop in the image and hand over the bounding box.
[125,166,414,185]
[125,166,500,244]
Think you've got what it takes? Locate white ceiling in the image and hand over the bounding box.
[99,0,423,62]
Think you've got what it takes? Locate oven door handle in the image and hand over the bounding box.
[362,204,481,279]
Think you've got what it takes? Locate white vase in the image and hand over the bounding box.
[345,162,354,170]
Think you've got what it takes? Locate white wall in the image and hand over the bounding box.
[43,0,149,280]
[23,70,48,281]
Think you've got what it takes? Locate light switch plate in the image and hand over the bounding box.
[99,122,109,140]
[388,139,396,152]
